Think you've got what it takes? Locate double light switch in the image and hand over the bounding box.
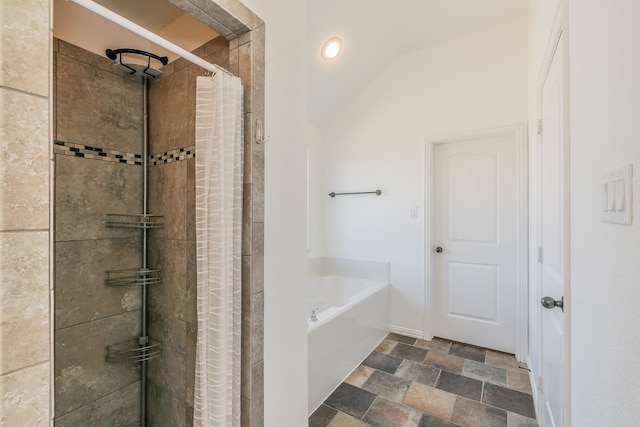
[601,164,632,225]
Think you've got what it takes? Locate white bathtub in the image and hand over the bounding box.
[307,275,390,414]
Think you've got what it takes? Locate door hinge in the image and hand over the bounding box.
[537,119,543,135]
[538,247,543,263]
[538,376,543,392]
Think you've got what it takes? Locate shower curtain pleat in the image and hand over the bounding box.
[194,72,243,427]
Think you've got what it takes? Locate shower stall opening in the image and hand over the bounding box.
[52,35,232,426]
[51,1,265,425]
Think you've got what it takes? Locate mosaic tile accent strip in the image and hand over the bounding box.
[54,141,142,165]
[149,146,196,165]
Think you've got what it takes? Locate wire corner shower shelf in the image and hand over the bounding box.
[106,337,162,363]
[105,268,163,287]
[106,213,164,229]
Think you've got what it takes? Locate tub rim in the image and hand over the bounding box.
[307,277,389,333]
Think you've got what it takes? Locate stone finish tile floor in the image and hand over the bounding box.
[309,333,538,427]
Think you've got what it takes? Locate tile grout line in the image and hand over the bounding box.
[358,395,379,424]
[312,333,538,426]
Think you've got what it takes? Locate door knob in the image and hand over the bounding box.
[435,246,443,253]
[541,296,564,312]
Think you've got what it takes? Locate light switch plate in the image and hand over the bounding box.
[601,164,632,225]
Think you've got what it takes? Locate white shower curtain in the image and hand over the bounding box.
[194,72,243,427]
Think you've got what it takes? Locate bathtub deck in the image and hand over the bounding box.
[309,332,537,427]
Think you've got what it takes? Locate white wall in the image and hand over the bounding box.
[569,0,640,424]
[239,0,310,425]
[307,124,325,258]
[320,19,528,335]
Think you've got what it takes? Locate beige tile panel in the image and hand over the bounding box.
[238,42,253,113]
[251,223,264,293]
[0,0,49,96]
[241,397,251,427]
[229,44,239,74]
[250,292,264,329]
[241,298,264,397]
[242,183,253,254]
[251,360,263,403]
[175,0,254,37]
[240,326,253,381]
[241,360,264,425]
[0,362,50,426]
[250,323,264,366]
[243,112,253,185]
[240,326,251,398]
[249,25,265,124]
[0,89,50,231]
[196,0,264,31]
[251,150,264,222]
[238,31,252,46]
[0,231,49,374]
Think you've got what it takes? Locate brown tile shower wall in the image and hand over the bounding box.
[145,22,265,424]
[0,0,50,424]
[233,25,266,427]
[1,1,263,426]
[146,36,231,427]
[53,39,144,426]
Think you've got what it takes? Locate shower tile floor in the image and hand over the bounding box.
[309,333,538,427]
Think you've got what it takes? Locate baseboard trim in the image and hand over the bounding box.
[389,325,424,339]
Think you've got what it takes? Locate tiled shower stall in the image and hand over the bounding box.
[0,1,265,425]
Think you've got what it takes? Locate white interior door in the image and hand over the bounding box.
[538,33,566,427]
[432,134,517,353]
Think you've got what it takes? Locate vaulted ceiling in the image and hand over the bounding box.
[307,0,530,126]
[54,0,529,126]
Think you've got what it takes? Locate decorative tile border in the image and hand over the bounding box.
[149,146,195,165]
[54,140,142,165]
[54,141,197,166]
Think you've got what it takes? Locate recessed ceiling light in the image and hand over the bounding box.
[321,37,342,60]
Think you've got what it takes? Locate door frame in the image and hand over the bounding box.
[424,124,528,361]
[533,2,571,424]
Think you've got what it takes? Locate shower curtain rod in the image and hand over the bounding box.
[67,0,233,76]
